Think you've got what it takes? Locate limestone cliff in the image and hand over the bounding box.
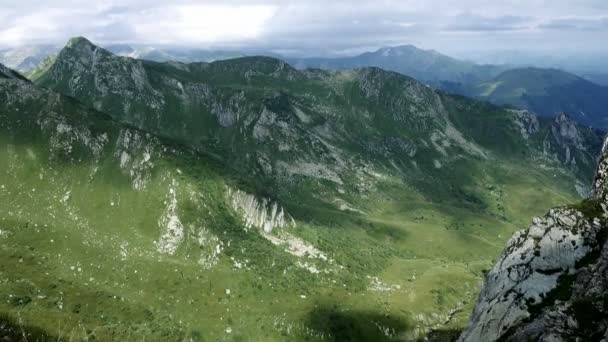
[460,137,608,341]
[227,188,295,233]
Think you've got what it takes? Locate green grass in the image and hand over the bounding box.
[0,129,583,341]
[0,44,597,341]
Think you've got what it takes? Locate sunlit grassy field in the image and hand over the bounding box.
[0,132,581,341]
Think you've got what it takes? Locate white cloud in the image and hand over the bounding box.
[130,4,277,45]
[0,0,606,56]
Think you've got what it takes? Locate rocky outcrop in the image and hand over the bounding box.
[155,179,184,255]
[593,138,608,200]
[227,188,295,233]
[460,137,608,342]
[542,113,601,170]
[114,129,159,190]
[545,113,585,164]
[510,109,540,140]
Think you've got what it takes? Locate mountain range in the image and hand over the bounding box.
[0,37,606,340]
[5,42,608,129]
[289,47,608,128]
[288,45,510,85]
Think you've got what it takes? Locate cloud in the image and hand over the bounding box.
[130,4,277,45]
[0,0,607,56]
[539,16,608,30]
[441,14,534,32]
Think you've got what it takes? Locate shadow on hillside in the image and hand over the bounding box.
[306,305,410,341]
[426,328,462,342]
[306,305,462,342]
[0,313,57,341]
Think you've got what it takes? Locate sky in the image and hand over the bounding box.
[0,0,607,58]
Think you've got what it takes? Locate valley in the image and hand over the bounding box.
[0,38,604,341]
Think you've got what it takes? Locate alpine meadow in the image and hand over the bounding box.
[1,1,608,341]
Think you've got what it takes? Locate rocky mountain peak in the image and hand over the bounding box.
[550,112,584,149]
[66,36,95,49]
[61,36,113,60]
[459,135,608,341]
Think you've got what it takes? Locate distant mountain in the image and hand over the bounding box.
[444,67,608,128]
[583,73,608,86]
[0,45,59,72]
[290,47,608,129]
[457,50,608,78]
[288,45,509,85]
[104,44,246,63]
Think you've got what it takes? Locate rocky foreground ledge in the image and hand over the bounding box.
[460,138,608,342]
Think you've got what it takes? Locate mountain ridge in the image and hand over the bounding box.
[9,38,608,130]
[34,38,604,182]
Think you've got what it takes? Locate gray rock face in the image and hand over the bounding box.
[541,112,602,177]
[593,138,608,200]
[227,188,295,233]
[510,109,540,140]
[460,138,608,342]
[549,113,585,158]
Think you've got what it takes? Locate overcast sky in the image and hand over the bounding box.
[0,0,607,57]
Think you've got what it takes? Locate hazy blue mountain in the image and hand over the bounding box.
[288,45,510,85]
[457,49,608,77]
[0,45,59,72]
[583,73,608,86]
[289,47,608,128]
[443,67,608,128]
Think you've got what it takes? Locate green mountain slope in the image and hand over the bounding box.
[0,37,604,340]
[33,38,602,185]
[288,45,509,85]
[444,67,608,128]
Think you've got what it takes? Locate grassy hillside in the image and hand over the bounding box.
[0,38,603,340]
